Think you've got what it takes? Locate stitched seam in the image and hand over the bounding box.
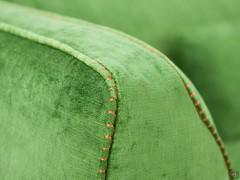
[105,30,234,179]
[97,21,235,178]
[0,22,118,180]
[184,84,233,179]
[0,4,232,176]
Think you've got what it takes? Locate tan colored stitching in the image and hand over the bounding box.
[99,22,234,179]
[98,169,106,174]
[109,97,116,102]
[107,110,115,116]
[190,92,196,97]
[106,76,113,80]
[101,147,110,151]
[202,117,208,123]
[212,131,219,139]
[0,23,118,180]
[104,134,113,140]
[204,119,210,126]
[194,101,200,107]
[106,123,114,128]
[207,124,212,129]
[184,83,233,179]
[98,23,233,180]
[100,157,108,161]
[0,15,232,179]
[102,22,234,178]
[198,110,204,115]
[94,63,118,179]
[90,21,233,178]
[220,144,225,151]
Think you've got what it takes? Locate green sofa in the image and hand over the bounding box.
[167,22,240,172]
[0,0,239,179]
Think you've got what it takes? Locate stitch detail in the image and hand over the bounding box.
[104,134,113,140]
[98,21,234,179]
[106,123,114,128]
[0,23,118,180]
[106,76,113,80]
[100,157,108,161]
[194,101,200,107]
[184,84,233,179]
[0,17,232,179]
[101,147,110,151]
[107,110,115,116]
[109,97,116,102]
[203,117,208,123]
[199,110,204,115]
[98,169,106,174]
[101,23,234,179]
[190,92,196,97]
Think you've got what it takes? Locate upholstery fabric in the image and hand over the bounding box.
[166,23,240,173]
[0,31,110,180]
[167,23,240,141]
[226,141,240,172]
[2,0,240,52]
[0,1,231,179]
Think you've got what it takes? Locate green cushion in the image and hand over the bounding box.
[167,23,240,141]
[226,141,240,172]
[2,0,240,52]
[167,23,240,173]
[0,1,232,179]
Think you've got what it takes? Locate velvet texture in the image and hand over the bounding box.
[0,1,231,179]
[2,0,240,52]
[0,31,110,179]
[226,141,240,172]
[167,23,240,172]
[2,0,238,175]
[2,0,240,140]
[167,23,240,140]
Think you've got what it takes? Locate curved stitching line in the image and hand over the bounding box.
[53,11,234,176]
[0,5,233,176]
[184,83,233,179]
[103,29,234,179]
[0,22,118,180]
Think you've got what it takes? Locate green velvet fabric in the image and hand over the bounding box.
[226,141,240,172]
[166,23,240,172]
[0,1,230,179]
[167,23,240,141]
[2,0,237,174]
[2,0,240,52]
[0,31,110,179]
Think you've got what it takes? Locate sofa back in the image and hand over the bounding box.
[3,0,240,51]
